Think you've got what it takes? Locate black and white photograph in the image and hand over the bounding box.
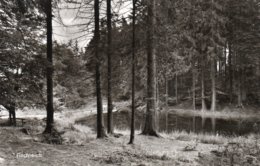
[0,0,260,165]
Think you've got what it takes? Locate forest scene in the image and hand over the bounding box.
[0,0,260,165]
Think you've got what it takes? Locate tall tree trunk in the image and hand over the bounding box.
[241,69,246,103]
[13,109,16,126]
[165,75,168,131]
[192,61,196,110]
[257,57,260,105]
[218,58,221,78]
[12,103,16,126]
[237,74,242,107]
[228,43,233,103]
[129,0,136,144]
[211,57,216,111]
[156,77,159,109]
[44,0,54,133]
[106,0,113,134]
[175,74,178,104]
[224,45,227,90]
[156,76,159,131]
[142,0,158,136]
[201,58,206,111]
[95,0,106,138]
[237,54,243,108]
[6,103,16,126]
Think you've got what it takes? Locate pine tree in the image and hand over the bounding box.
[95,0,106,138]
[106,0,113,134]
[142,0,158,136]
[0,0,45,125]
[44,0,54,133]
[129,0,137,144]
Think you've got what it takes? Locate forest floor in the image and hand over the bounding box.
[0,121,259,166]
[0,100,260,165]
[0,125,216,166]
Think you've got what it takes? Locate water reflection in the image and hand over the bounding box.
[159,111,259,136]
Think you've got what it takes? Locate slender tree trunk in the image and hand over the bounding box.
[13,110,16,126]
[165,75,168,131]
[218,58,221,78]
[175,74,178,104]
[257,57,260,105]
[201,58,206,111]
[237,75,242,107]
[241,69,246,103]
[156,77,159,108]
[211,57,216,111]
[237,54,243,108]
[129,0,136,144]
[192,61,196,110]
[142,0,158,136]
[106,0,113,134]
[44,0,54,133]
[95,0,106,138]
[228,43,233,103]
[7,103,16,126]
[13,108,16,126]
[12,103,16,126]
[156,77,159,131]
[192,116,196,132]
[224,45,227,90]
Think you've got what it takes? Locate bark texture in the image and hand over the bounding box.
[106,0,113,134]
[95,0,106,138]
[142,0,158,136]
[211,58,216,111]
[201,58,206,111]
[44,0,54,133]
[129,0,136,144]
[175,74,178,104]
[192,61,196,110]
[228,43,233,103]
[165,75,168,131]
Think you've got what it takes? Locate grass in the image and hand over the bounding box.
[160,130,228,144]
[170,108,260,120]
[54,109,97,145]
[161,130,260,145]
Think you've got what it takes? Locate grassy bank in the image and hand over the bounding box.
[169,107,260,120]
[57,121,260,165]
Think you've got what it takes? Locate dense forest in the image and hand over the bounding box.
[0,0,260,165]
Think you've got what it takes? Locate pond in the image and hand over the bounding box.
[159,112,260,136]
[76,109,260,136]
